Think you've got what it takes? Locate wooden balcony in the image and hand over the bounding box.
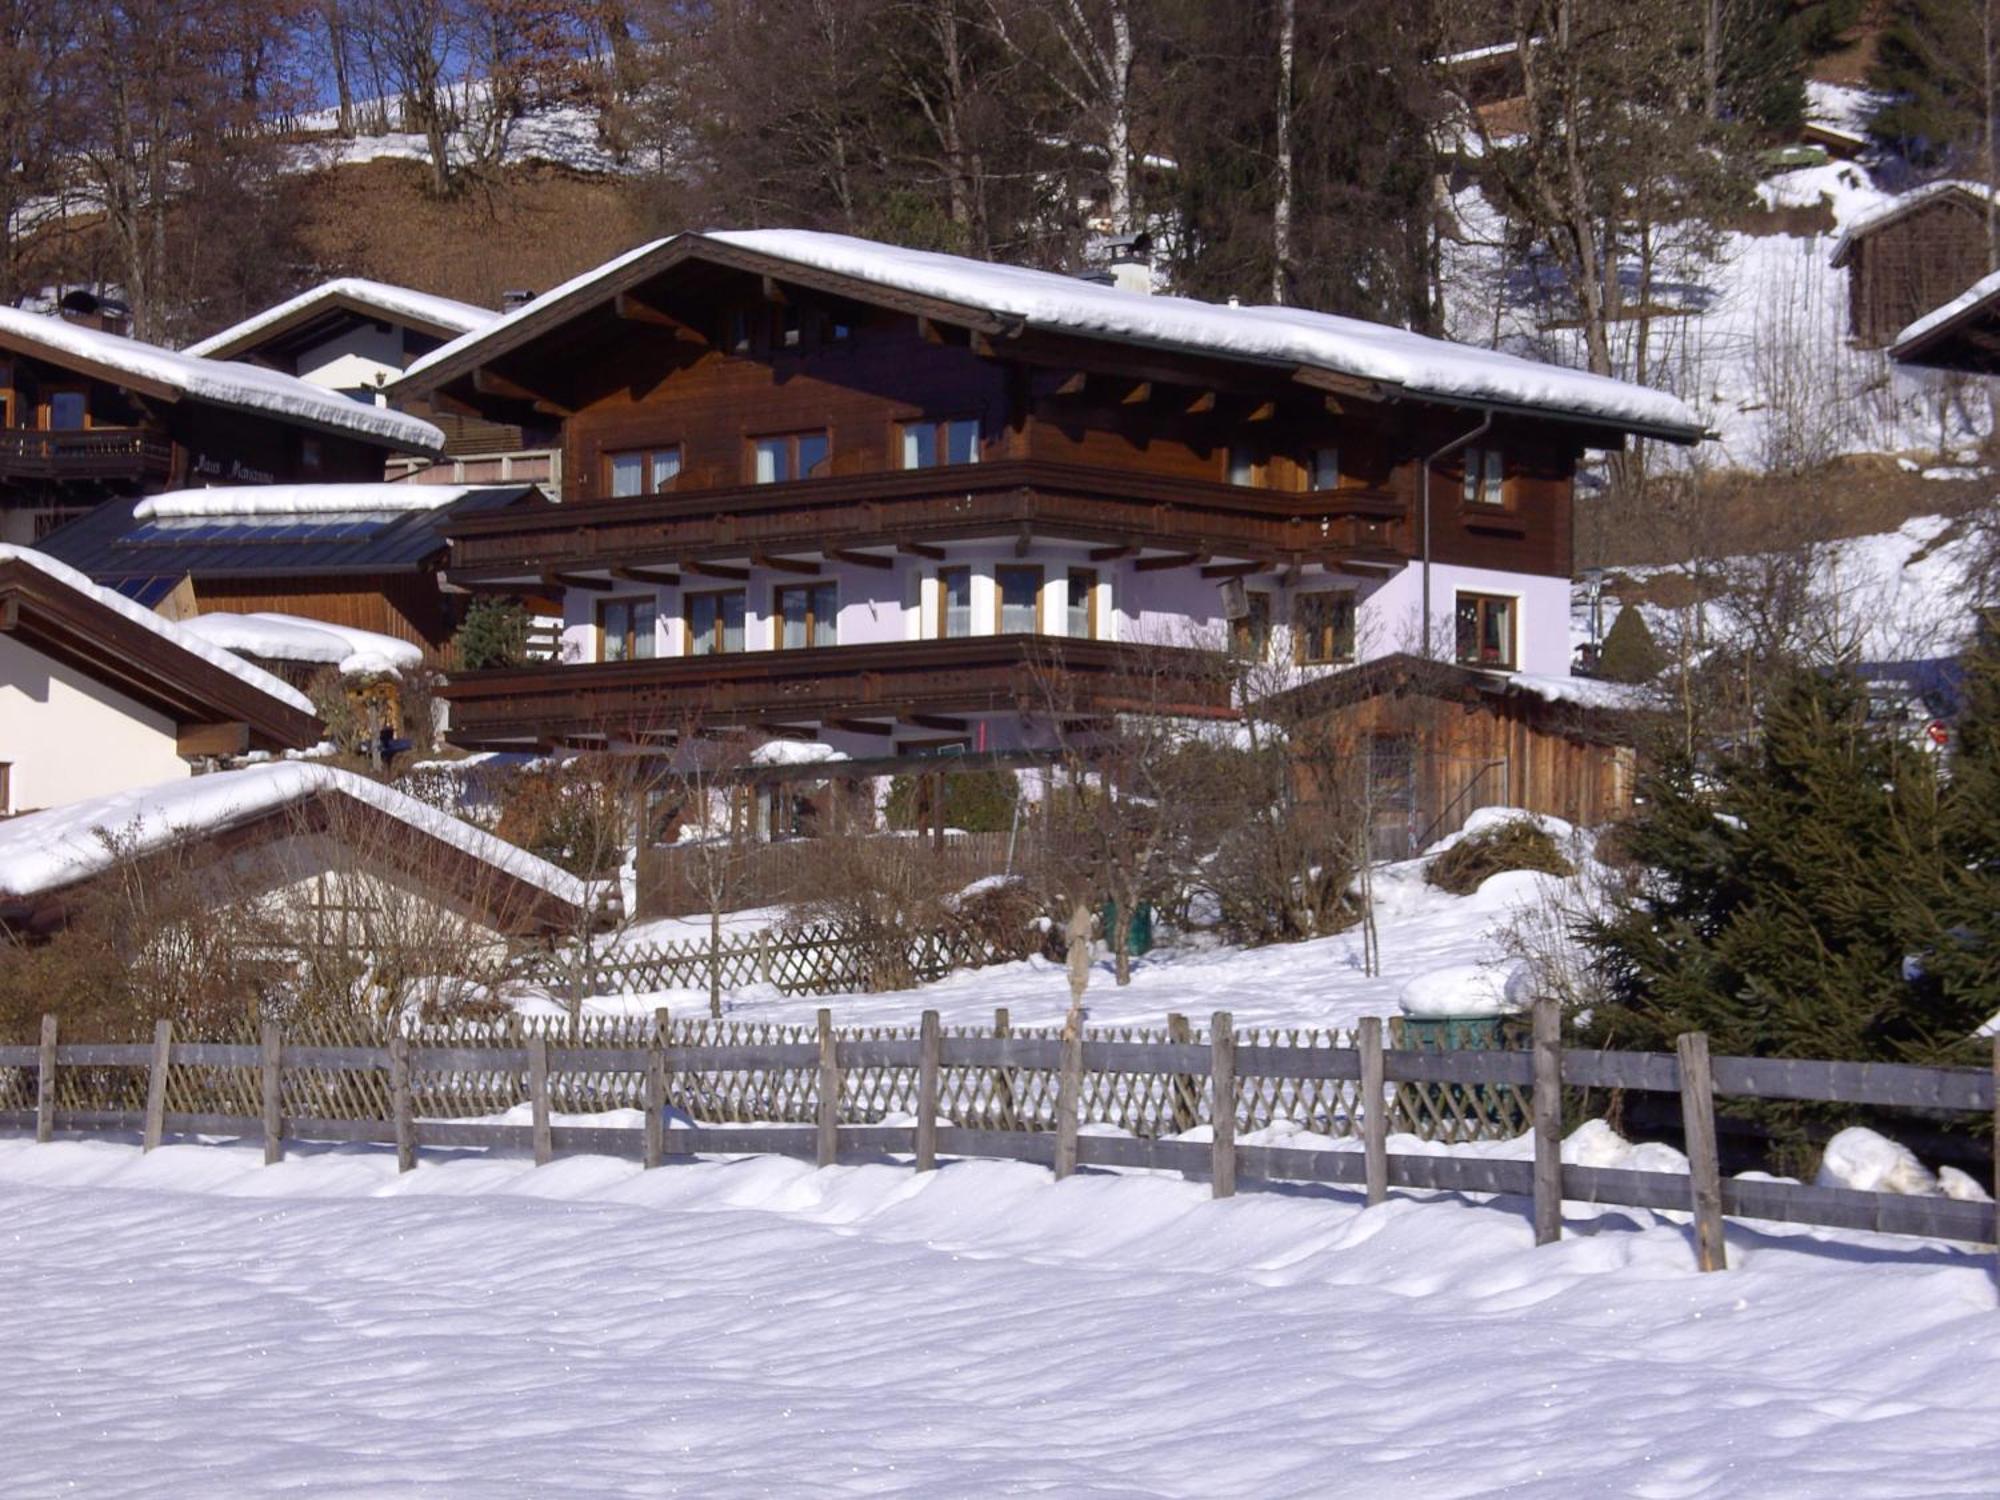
[439,634,1237,746]
[442,459,1409,583]
[0,427,173,484]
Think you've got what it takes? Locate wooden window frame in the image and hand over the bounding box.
[0,361,13,427]
[1292,591,1356,666]
[747,429,831,485]
[993,564,1043,635]
[898,416,982,470]
[606,444,683,499]
[1225,444,1263,487]
[684,588,747,656]
[1461,446,1508,508]
[1309,445,1340,492]
[596,594,657,663]
[1066,567,1100,640]
[936,566,972,639]
[0,760,10,815]
[773,579,838,650]
[1232,589,1274,660]
[1455,591,1519,669]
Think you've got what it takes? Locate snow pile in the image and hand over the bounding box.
[405,230,1700,437]
[747,740,850,768]
[184,277,498,357]
[0,306,443,453]
[1814,1125,1993,1202]
[0,545,312,715]
[0,763,587,907]
[134,483,479,520]
[1397,960,1526,1018]
[176,613,424,677]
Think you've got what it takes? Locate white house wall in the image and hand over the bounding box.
[292,322,408,399]
[0,632,189,813]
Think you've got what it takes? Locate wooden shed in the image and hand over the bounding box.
[1274,654,1649,858]
[1830,183,1997,348]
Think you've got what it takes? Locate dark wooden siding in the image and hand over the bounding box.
[191,573,452,655]
[1848,195,1993,347]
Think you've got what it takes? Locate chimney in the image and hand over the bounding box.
[502,289,536,311]
[1105,230,1154,295]
[57,289,131,336]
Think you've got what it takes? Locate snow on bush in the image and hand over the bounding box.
[1816,1127,1942,1197]
[1398,961,1525,1018]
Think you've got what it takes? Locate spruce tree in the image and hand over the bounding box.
[1595,606,1666,684]
[1866,0,1994,170]
[1920,637,2000,1021]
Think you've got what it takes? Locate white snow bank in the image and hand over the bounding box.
[176,613,424,676]
[748,740,850,767]
[1423,806,1578,860]
[135,483,479,520]
[184,277,498,357]
[1560,1118,1692,1175]
[0,544,313,715]
[1398,961,1525,1018]
[1813,1126,1977,1200]
[0,306,442,452]
[406,230,1700,437]
[0,763,587,907]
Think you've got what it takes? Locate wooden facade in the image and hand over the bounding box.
[1832,185,1996,348]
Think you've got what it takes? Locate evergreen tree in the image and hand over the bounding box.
[1595,606,1666,684]
[1921,636,2000,1014]
[1866,0,1997,172]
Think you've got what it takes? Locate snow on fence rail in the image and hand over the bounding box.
[2,1004,1994,1273]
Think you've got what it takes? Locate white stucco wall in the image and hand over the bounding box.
[0,633,190,813]
[292,323,408,398]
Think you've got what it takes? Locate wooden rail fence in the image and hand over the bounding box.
[3,1002,1995,1274]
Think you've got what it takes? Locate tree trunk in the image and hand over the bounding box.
[1271,0,1295,304]
[1104,0,1133,235]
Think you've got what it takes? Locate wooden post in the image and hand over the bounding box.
[1677,1031,1727,1273]
[1166,1013,1198,1133]
[644,1006,668,1170]
[1053,1024,1083,1180]
[816,1008,839,1169]
[915,1009,941,1172]
[142,1019,172,1153]
[1992,1037,1998,1287]
[35,1014,56,1144]
[528,1035,552,1167]
[1359,1015,1388,1208]
[260,1023,284,1166]
[389,1034,416,1174]
[992,1006,1016,1131]
[1531,997,1563,1246]
[1210,1010,1236,1200]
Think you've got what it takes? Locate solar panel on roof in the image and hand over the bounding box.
[122,515,401,545]
[111,576,179,607]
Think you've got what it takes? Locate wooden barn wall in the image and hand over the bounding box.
[1850,199,1992,347]
[191,573,451,654]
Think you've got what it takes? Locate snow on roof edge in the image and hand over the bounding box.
[1890,266,2000,353]
[184,277,500,358]
[135,483,486,521]
[1830,180,2000,264]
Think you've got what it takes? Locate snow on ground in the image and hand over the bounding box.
[1,1133,1994,1497]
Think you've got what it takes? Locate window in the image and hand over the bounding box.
[1310,446,1340,491]
[687,590,746,655]
[776,580,838,649]
[301,436,322,473]
[995,565,1041,633]
[729,310,753,354]
[608,446,682,498]
[0,761,10,815]
[938,567,972,638]
[46,390,86,430]
[1066,567,1099,639]
[1462,446,1505,507]
[751,431,830,484]
[1456,592,1517,668]
[901,417,981,469]
[1293,591,1356,665]
[597,596,657,662]
[1226,446,1260,486]
[1231,590,1274,660]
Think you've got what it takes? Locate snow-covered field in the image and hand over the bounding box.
[4,1134,1995,1497]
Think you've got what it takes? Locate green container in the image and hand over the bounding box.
[1101,900,1154,957]
[1400,1014,1509,1052]
[1397,1012,1530,1135]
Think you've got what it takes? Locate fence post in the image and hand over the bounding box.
[261,1023,284,1166]
[1210,1010,1236,1200]
[1677,1031,1727,1273]
[816,1008,839,1169]
[1992,1037,1998,1288]
[644,1006,668,1170]
[528,1035,552,1167]
[1531,997,1563,1246]
[993,1007,1017,1131]
[1359,1016,1388,1208]
[1166,1013,1198,1133]
[916,1010,941,1172]
[389,1034,416,1174]
[142,1019,172,1153]
[35,1014,56,1144]
[1053,1024,1083,1180]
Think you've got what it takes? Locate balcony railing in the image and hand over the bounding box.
[0,428,173,483]
[440,634,1237,744]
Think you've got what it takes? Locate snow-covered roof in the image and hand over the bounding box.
[1890,265,2000,353]
[749,740,850,768]
[184,277,500,358]
[0,306,444,453]
[1829,181,1999,267]
[135,483,481,521]
[400,230,1702,441]
[0,544,313,715]
[177,613,424,677]
[1503,671,1655,711]
[0,762,589,909]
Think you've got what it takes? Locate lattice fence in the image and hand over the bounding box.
[12,1012,1529,1143]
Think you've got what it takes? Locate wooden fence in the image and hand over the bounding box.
[636,832,1027,918]
[3,1003,1995,1273]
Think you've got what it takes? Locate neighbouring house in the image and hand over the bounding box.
[0,305,445,545]
[0,545,319,814]
[1830,182,1999,348]
[1887,265,2000,373]
[185,278,557,489]
[1272,652,1653,857]
[34,481,542,656]
[390,229,1701,757]
[0,761,589,941]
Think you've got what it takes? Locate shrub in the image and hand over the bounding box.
[453,596,532,670]
[1425,817,1575,895]
[884,767,1019,833]
[1595,605,1666,684]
